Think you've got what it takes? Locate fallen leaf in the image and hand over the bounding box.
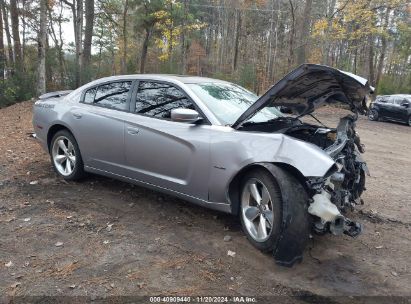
[5,261,14,267]
[227,250,236,257]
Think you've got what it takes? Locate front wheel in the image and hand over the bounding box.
[240,169,282,252]
[239,165,310,266]
[408,116,411,127]
[368,109,379,121]
[50,130,85,180]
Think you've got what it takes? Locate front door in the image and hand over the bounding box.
[123,81,211,201]
[394,97,410,122]
[381,97,398,119]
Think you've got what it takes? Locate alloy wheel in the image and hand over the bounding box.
[52,136,76,176]
[241,178,275,242]
[368,110,378,121]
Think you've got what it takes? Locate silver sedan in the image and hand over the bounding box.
[33,64,373,266]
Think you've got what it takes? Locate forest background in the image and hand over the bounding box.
[0,0,410,107]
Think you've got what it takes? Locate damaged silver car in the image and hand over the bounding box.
[32,64,373,266]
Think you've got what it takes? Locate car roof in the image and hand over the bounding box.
[90,74,231,85]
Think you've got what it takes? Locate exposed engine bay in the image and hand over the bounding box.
[240,113,368,239]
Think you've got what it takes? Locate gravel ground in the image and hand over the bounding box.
[0,101,410,302]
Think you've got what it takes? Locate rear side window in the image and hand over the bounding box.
[134,81,195,119]
[84,88,96,103]
[83,81,132,111]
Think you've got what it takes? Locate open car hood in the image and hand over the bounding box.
[232,64,374,129]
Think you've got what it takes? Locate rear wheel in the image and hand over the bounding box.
[368,109,379,121]
[50,130,85,180]
[240,170,282,252]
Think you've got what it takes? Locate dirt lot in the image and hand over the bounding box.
[0,101,410,301]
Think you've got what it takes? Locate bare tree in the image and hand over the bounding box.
[181,0,188,74]
[0,0,13,66]
[62,0,83,87]
[121,0,128,74]
[36,0,47,95]
[140,28,151,73]
[9,0,21,70]
[48,1,67,86]
[322,0,337,65]
[232,8,241,72]
[0,3,4,80]
[287,0,296,69]
[296,0,313,65]
[82,0,94,83]
[365,34,375,85]
[375,7,391,90]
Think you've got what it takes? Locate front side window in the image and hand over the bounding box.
[393,97,409,106]
[135,81,195,119]
[387,97,396,104]
[84,81,131,111]
[393,98,403,105]
[401,98,411,106]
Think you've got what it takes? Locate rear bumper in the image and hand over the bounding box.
[32,113,49,152]
[33,131,48,152]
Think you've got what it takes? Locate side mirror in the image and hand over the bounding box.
[401,102,409,108]
[171,108,203,123]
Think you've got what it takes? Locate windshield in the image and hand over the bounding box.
[188,82,283,125]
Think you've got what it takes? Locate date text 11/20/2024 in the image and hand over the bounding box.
[149,296,257,303]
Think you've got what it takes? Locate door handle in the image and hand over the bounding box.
[72,112,82,119]
[127,127,139,135]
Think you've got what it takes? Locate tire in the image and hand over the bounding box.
[50,129,85,181]
[240,169,283,252]
[368,109,379,121]
[408,116,411,127]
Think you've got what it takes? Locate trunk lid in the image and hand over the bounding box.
[232,64,374,129]
[38,90,73,100]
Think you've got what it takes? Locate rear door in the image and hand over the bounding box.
[69,80,134,173]
[122,80,211,200]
